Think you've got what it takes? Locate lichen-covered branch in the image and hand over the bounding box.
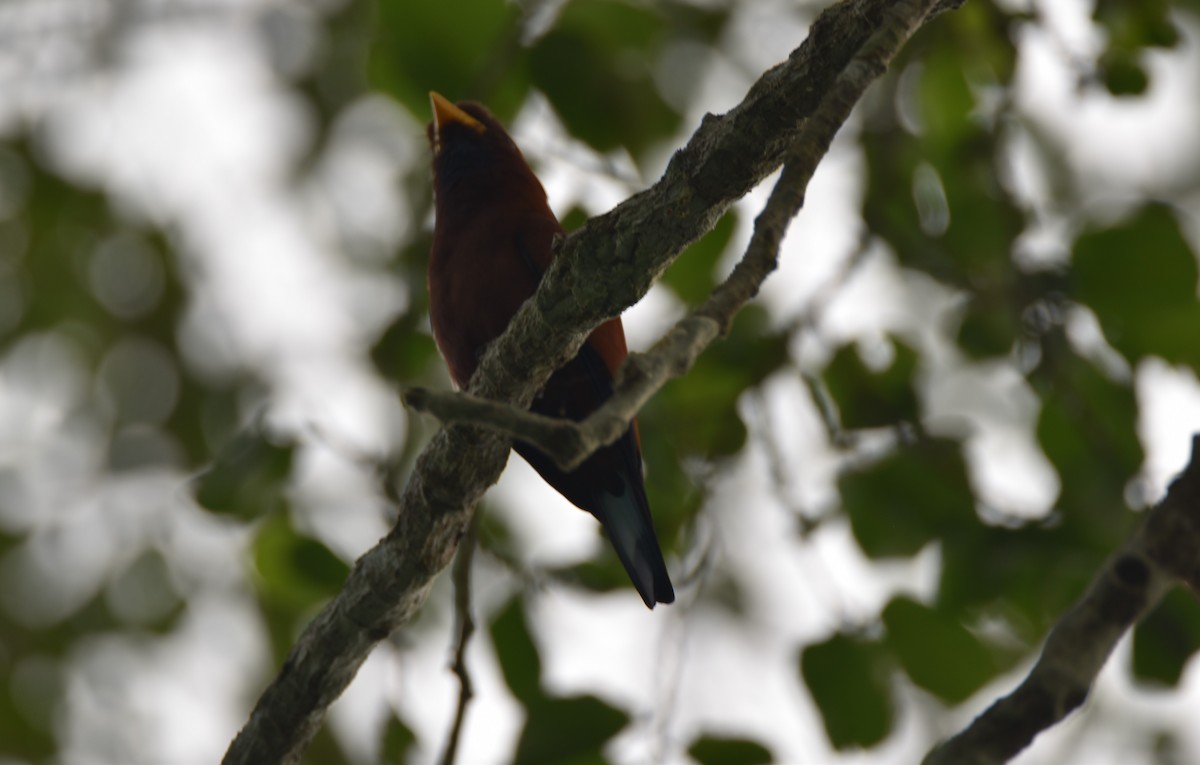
[403,0,927,468]
[922,434,1200,765]
[222,1,957,762]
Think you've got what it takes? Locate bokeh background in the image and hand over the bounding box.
[2,0,1200,763]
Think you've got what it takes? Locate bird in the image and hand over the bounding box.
[426,91,674,608]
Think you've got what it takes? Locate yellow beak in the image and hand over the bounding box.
[430,91,485,136]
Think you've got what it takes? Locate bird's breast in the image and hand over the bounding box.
[428,209,556,387]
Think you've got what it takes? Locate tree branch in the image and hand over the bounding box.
[403,386,588,466]
[403,0,924,469]
[923,434,1200,765]
[222,1,958,762]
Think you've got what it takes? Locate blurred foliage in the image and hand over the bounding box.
[194,426,296,520]
[801,632,894,749]
[882,596,1008,703]
[1093,0,1181,95]
[3,0,1200,763]
[491,598,630,764]
[823,338,921,428]
[1072,204,1200,367]
[841,436,976,559]
[370,0,724,161]
[646,304,789,460]
[1132,588,1200,688]
[687,735,774,765]
[661,211,738,305]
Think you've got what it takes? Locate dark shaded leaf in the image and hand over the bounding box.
[916,48,974,143]
[530,0,680,156]
[647,305,787,458]
[560,205,591,233]
[661,211,738,305]
[883,596,998,702]
[370,0,525,119]
[688,735,773,765]
[1132,589,1200,687]
[371,309,441,384]
[801,633,893,749]
[1099,50,1149,96]
[194,428,295,520]
[0,640,57,761]
[381,713,417,762]
[637,428,704,542]
[955,296,1019,359]
[823,338,920,428]
[938,524,1098,638]
[548,559,630,596]
[1072,204,1200,367]
[253,514,350,609]
[490,597,542,703]
[302,726,353,765]
[1094,0,1180,52]
[1035,350,1142,537]
[515,694,629,765]
[841,437,975,559]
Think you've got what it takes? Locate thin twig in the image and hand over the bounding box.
[402,386,586,458]
[436,515,479,765]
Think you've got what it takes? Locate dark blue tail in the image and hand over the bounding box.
[591,469,675,607]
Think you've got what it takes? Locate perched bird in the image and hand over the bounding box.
[426,92,674,608]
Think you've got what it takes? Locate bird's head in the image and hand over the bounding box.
[427,92,544,205]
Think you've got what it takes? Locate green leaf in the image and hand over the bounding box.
[0,645,58,761]
[491,600,629,764]
[801,633,894,749]
[823,339,920,429]
[1035,351,1142,537]
[1132,589,1200,687]
[381,714,417,762]
[840,437,975,559]
[490,597,543,703]
[660,1,730,46]
[1099,50,1149,96]
[560,205,591,233]
[882,597,997,703]
[939,525,1097,636]
[371,309,441,384]
[687,735,773,765]
[917,49,974,143]
[530,0,680,156]
[648,305,788,458]
[304,726,354,765]
[370,0,525,119]
[955,296,1019,358]
[193,428,295,520]
[548,559,631,596]
[1072,204,1200,367]
[862,64,1021,292]
[1094,0,1180,52]
[253,514,350,610]
[661,211,737,305]
[515,694,629,765]
[637,428,704,543]
[944,2,1020,83]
